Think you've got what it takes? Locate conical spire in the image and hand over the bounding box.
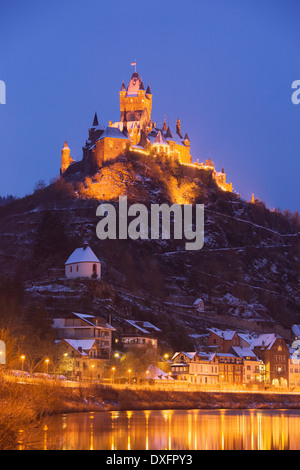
[146,84,151,94]
[184,132,190,141]
[165,126,173,138]
[63,140,69,149]
[92,112,99,127]
[120,81,126,91]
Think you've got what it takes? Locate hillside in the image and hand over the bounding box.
[0,151,299,348]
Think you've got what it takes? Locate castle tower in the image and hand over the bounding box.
[119,71,152,123]
[176,118,182,138]
[60,140,74,174]
[183,133,190,149]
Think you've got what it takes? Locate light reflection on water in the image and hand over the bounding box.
[39,409,300,450]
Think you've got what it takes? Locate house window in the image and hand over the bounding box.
[93,264,97,274]
[70,266,72,272]
[76,265,79,272]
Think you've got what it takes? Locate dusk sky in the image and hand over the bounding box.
[0,0,299,211]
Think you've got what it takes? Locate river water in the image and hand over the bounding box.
[35,408,300,450]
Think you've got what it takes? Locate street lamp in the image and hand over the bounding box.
[112,366,116,384]
[128,369,131,384]
[20,355,25,376]
[91,364,95,383]
[45,358,50,375]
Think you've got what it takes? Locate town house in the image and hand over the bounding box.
[251,334,289,387]
[171,352,219,385]
[53,312,115,380]
[120,319,161,350]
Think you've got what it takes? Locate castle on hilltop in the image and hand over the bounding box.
[60,66,232,192]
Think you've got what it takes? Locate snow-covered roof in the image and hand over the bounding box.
[65,245,100,265]
[251,334,277,350]
[238,333,253,346]
[163,129,185,146]
[172,351,216,362]
[197,352,216,361]
[60,339,96,355]
[154,130,168,145]
[208,328,236,340]
[73,312,115,330]
[216,353,238,359]
[53,312,115,331]
[123,320,161,334]
[230,346,258,359]
[172,352,197,361]
[145,364,173,380]
[147,127,186,147]
[193,298,204,306]
[97,126,131,141]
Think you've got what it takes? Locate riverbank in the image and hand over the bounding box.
[1,378,300,449]
[101,386,300,412]
[6,378,300,414]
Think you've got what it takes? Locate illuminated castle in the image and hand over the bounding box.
[60,66,232,192]
[112,71,192,165]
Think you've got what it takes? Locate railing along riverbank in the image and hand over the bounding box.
[5,372,300,395]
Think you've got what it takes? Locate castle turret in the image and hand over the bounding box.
[183,132,190,147]
[60,140,74,174]
[176,118,182,138]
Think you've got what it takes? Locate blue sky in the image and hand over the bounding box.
[0,0,299,211]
